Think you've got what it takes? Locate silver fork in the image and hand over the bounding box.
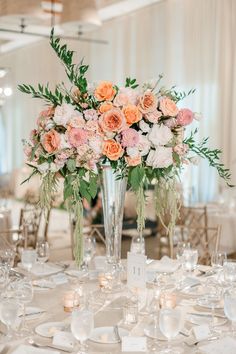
[113,325,121,342]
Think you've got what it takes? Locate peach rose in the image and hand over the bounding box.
[159,97,179,117]
[125,154,142,166]
[99,102,113,114]
[99,109,126,133]
[138,91,157,114]
[94,81,116,101]
[102,139,124,161]
[122,105,142,126]
[42,129,61,153]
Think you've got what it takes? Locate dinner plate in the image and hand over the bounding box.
[65,269,87,278]
[180,284,206,296]
[197,298,224,309]
[11,344,60,354]
[89,326,129,344]
[19,306,45,320]
[144,324,185,341]
[35,322,67,338]
[187,314,227,326]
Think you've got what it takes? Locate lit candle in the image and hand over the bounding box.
[160,292,176,309]
[63,291,79,312]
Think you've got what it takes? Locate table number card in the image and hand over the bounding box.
[127,252,147,289]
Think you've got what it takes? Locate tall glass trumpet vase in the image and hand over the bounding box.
[99,163,127,289]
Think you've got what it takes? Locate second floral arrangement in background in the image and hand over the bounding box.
[19,29,232,265]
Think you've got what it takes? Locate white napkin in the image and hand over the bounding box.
[11,344,60,354]
[147,256,180,273]
[200,337,236,354]
[179,276,201,290]
[50,273,68,285]
[52,331,75,350]
[30,263,62,277]
[33,279,56,289]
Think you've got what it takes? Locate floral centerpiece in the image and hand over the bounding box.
[19,30,232,265]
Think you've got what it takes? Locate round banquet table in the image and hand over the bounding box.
[0,260,233,354]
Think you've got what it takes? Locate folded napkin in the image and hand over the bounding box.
[147,256,180,274]
[50,273,68,285]
[179,276,201,291]
[200,337,236,354]
[30,263,62,277]
[33,279,56,289]
[11,344,60,354]
[53,331,75,350]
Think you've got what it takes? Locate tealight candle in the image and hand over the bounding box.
[160,292,176,309]
[98,272,113,291]
[63,291,79,312]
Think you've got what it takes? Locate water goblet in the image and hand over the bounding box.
[36,241,50,271]
[21,249,37,273]
[211,252,227,270]
[0,248,15,279]
[223,260,236,285]
[159,308,183,354]
[14,278,34,335]
[182,248,198,272]
[224,288,236,335]
[0,299,19,340]
[71,308,94,354]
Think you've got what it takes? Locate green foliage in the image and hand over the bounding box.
[128,165,145,191]
[50,28,89,94]
[159,86,196,103]
[125,77,139,89]
[185,130,234,187]
[18,83,66,106]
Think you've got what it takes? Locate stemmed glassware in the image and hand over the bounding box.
[0,248,15,280]
[14,278,34,335]
[83,235,96,270]
[36,240,50,271]
[182,247,198,273]
[0,299,19,341]
[21,249,37,274]
[71,308,94,354]
[159,308,183,354]
[224,288,236,335]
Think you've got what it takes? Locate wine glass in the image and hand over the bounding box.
[211,252,227,270]
[0,299,19,340]
[36,240,50,271]
[223,260,236,285]
[130,232,145,255]
[224,288,236,335]
[159,308,183,354]
[14,279,34,335]
[0,265,7,291]
[176,242,190,264]
[182,248,198,272]
[71,308,94,353]
[21,249,37,273]
[0,248,15,279]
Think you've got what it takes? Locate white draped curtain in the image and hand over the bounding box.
[0,0,235,202]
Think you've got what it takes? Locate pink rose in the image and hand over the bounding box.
[54,104,76,126]
[146,147,173,168]
[125,154,142,166]
[159,97,179,117]
[113,92,130,107]
[138,133,151,156]
[68,128,88,147]
[176,108,194,126]
[121,128,140,148]
[163,118,177,129]
[114,87,138,106]
[145,110,162,123]
[138,90,158,114]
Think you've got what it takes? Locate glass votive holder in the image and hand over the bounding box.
[63,290,80,312]
[98,272,113,291]
[123,298,138,325]
[159,292,177,309]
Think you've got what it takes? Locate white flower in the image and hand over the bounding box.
[148,124,173,147]
[146,147,173,168]
[60,134,71,149]
[139,120,150,133]
[127,147,139,158]
[118,87,139,105]
[189,156,200,165]
[194,112,202,121]
[45,119,55,131]
[88,136,102,155]
[53,103,76,127]
[37,162,50,174]
[138,133,151,156]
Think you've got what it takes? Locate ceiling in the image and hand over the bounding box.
[0,0,162,54]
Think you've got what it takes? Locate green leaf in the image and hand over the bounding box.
[129,166,145,191]
[67,159,76,172]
